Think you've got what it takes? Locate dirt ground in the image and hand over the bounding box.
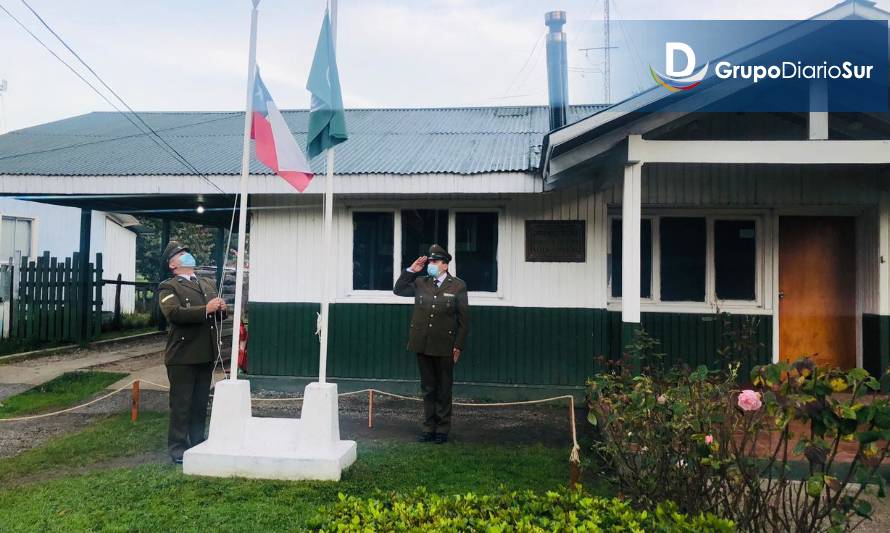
[0,384,590,460]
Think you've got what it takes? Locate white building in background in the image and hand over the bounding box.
[0,197,141,325]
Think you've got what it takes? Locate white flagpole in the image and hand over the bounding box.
[229,0,260,381]
[317,0,338,384]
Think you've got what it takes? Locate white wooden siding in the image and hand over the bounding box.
[249,165,886,318]
[101,216,136,314]
[248,187,608,309]
[606,164,883,207]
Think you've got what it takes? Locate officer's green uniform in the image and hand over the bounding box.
[158,242,225,461]
[393,244,469,436]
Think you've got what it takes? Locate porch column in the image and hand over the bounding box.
[621,162,642,360]
[78,208,92,344]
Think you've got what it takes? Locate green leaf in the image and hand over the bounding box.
[857,430,884,444]
[587,411,598,427]
[849,368,870,382]
[766,365,782,385]
[853,499,873,518]
[807,474,824,498]
[873,406,890,429]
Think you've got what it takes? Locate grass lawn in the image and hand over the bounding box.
[0,371,127,419]
[0,411,597,532]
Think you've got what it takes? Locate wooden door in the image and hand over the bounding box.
[778,216,856,369]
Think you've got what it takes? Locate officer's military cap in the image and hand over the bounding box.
[428,244,452,263]
[162,241,190,265]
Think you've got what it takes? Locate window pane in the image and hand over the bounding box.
[14,219,31,258]
[660,217,706,301]
[456,212,498,292]
[1,217,14,263]
[352,212,394,290]
[610,219,652,298]
[715,220,756,300]
[401,209,448,270]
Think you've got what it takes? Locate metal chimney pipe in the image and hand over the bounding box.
[545,11,568,131]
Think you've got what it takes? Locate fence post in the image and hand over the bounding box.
[93,253,103,339]
[38,252,49,341]
[48,256,58,342]
[24,258,35,340]
[131,380,140,422]
[64,257,73,342]
[113,273,122,330]
[72,252,82,343]
[13,256,25,338]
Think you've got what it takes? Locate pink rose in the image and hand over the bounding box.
[737,389,762,411]
[705,434,714,445]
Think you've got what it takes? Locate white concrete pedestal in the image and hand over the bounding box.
[183,380,356,481]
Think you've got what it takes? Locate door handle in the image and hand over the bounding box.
[778,290,785,300]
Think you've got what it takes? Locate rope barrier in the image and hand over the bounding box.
[0,381,583,479]
[0,379,145,422]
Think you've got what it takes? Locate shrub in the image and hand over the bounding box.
[121,312,153,330]
[308,487,734,532]
[587,331,890,532]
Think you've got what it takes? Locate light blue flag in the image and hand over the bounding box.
[306,8,347,159]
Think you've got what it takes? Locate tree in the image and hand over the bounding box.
[135,219,225,281]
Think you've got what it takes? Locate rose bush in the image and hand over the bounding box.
[587,329,889,532]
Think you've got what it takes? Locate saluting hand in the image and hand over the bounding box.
[409,255,428,273]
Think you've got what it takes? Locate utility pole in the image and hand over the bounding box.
[578,1,616,104]
[603,0,610,104]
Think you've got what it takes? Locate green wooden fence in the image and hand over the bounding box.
[12,251,103,343]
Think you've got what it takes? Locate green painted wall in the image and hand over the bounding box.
[247,302,772,389]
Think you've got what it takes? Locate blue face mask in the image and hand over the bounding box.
[179,252,196,268]
[426,263,440,278]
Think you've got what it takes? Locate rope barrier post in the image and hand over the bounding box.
[130,380,140,422]
[368,389,374,428]
[568,396,581,489]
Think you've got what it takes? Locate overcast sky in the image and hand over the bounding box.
[0,0,883,132]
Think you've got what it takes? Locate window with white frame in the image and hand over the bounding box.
[0,216,32,264]
[351,209,499,293]
[455,211,498,293]
[401,209,448,270]
[609,214,759,305]
[352,212,394,291]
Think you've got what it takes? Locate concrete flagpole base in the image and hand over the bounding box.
[183,380,356,481]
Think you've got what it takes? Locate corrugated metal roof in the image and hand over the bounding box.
[0,105,606,176]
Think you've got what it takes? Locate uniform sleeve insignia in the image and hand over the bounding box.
[161,294,176,303]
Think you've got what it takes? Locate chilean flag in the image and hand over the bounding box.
[251,68,313,192]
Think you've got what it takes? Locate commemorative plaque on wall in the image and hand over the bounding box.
[525,220,586,262]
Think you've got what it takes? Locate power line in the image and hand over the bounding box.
[0,113,240,162]
[17,0,225,194]
[501,29,546,99]
[1,1,225,193]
